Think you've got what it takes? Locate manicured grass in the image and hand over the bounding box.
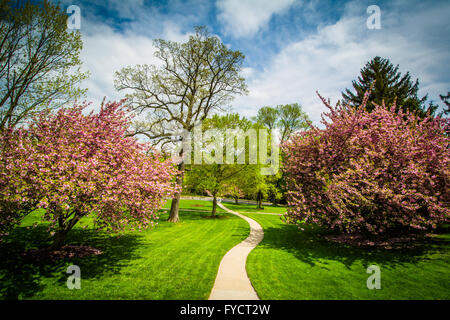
[0,200,249,300]
[162,199,226,214]
[224,203,450,300]
[221,202,287,215]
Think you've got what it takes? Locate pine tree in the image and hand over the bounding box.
[439,91,450,116]
[342,56,437,117]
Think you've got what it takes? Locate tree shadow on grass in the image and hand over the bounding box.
[0,225,144,300]
[174,210,234,221]
[260,223,450,270]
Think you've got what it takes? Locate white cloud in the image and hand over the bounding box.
[79,24,160,109]
[78,19,196,110]
[232,1,450,125]
[217,0,296,38]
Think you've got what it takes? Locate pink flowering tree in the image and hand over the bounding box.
[0,100,179,248]
[282,92,449,237]
[0,129,39,240]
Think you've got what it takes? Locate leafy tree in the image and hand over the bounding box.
[0,101,179,248]
[251,103,310,207]
[253,106,279,130]
[266,171,284,205]
[223,184,244,204]
[253,103,310,143]
[277,103,310,143]
[251,174,269,209]
[283,92,449,237]
[0,0,88,131]
[342,56,437,117]
[185,113,259,217]
[115,26,248,222]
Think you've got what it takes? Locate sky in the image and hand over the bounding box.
[54,0,450,125]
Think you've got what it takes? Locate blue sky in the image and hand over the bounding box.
[54,0,450,124]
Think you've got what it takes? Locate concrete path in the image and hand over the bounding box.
[208,202,264,300]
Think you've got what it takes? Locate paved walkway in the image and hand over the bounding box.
[208,202,264,300]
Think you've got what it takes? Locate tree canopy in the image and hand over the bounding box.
[0,101,179,247]
[0,0,88,131]
[185,113,262,216]
[342,56,437,117]
[253,103,310,143]
[115,26,248,222]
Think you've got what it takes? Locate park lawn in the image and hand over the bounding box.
[224,204,450,300]
[0,200,248,300]
[222,202,287,215]
[162,199,227,214]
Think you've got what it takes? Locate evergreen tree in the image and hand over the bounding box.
[439,91,450,116]
[342,56,437,117]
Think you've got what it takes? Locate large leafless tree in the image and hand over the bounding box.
[114,26,248,222]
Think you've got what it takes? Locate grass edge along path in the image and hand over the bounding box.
[235,209,450,300]
[0,200,249,300]
[209,202,263,300]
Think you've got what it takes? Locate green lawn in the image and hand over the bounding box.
[0,200,248,300]
[3,198,448,300]
[162,199,227,214]
[221,202,287,215]
[224,204,450,300]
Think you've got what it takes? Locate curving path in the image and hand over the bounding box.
[208,202,264,300]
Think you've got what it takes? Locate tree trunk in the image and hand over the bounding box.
[211,195,217,217]
[257,191,263,209]
[168,192,181,222]
[168,160,185,222]
[50,213,81,250]
[51,229,68,250]
[235,197,238,205]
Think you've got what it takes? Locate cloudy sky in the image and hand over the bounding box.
[56,0,450,125]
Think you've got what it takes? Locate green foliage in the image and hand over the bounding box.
[277,103,310,143]
[253,103,310,143]
[185,113,261,215]
[253,106,279,129]
[342,56,437,117]
[0,0,89,131]
[251,103,309,206]
[439,91,450,116]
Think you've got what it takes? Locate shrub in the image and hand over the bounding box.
[282,92,449,236]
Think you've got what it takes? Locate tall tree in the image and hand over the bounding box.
[439,91,450,116]
[277,103,310,143]
[253,104,310,143]
[342,56,437,117]
[185,113,259,217]
[252,103,309,207]
[114,26,248,222]
[253,106,279,130]
[0,0,88,131]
